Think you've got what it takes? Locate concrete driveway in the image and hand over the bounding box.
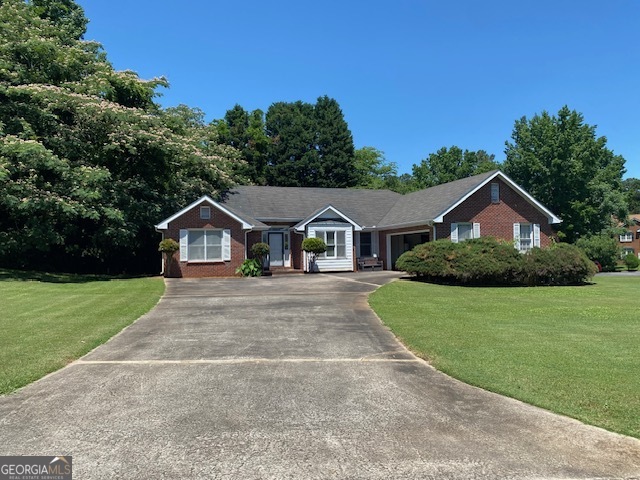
[1,272,639,479]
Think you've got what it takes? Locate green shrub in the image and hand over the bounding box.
[575,234,620,272]
[452,237,522,285]
[301,237,327,273]
[396,238,597,286]
[624,253,640,271]
[396,238,521,285]
[251,242,270,258]
[301,237,327,255]
[250,242,270,270]
[520,243,597,286]
[235,258,262,277]
[158,238,180,277]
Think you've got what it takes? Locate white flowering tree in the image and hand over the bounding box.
[0,0,244,273]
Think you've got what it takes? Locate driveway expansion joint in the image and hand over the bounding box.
[74,358,421,365]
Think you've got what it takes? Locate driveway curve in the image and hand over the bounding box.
[1,272,639,479]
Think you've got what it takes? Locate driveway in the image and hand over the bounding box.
[1,272,639,479]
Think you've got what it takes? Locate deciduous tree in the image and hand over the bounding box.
[503,106,627,242]
[412,146,499,189]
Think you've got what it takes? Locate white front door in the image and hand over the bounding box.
[268,233,284,267]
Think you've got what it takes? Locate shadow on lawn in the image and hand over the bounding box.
[400,275,596,288]
[0,269,156,284]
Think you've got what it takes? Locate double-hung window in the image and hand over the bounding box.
[451,222,480,243]
[457,223,474,241]
[519,224,532,252]
[620,232,633,242]
[188,229,222,261]
[514,223,540,252]
[321,230,346,258]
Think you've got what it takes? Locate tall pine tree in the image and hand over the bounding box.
[264,96,356,187]
[315,95,357,188]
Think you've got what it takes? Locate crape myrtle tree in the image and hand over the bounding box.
[0,0,243,273]
[503,106,627,242]
[412,146,500,189]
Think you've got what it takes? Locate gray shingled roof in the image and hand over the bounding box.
[221,170,500,228]
[222,186,402,227]
[378,170,499,227]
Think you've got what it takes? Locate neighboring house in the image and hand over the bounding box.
[617,214,640,258]
[154,170,562,277]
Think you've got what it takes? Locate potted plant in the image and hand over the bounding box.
[301,237,327,273]
[251,242,270,272]
[158,238,180,277]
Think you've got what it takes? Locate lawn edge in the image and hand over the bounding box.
[366,279,640,442]
[0,277,166,398]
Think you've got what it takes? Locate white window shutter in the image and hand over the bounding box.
[533,224,541,247]
[179,229,188,261]
[513,223,520,250]
[222,229,231,261]
[450,223,458,243]
[473,223,481,239]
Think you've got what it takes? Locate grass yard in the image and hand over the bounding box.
[369,275,640,439]
[0,269,164,395]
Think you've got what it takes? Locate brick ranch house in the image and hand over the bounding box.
[617,214,640,259]
[154,170,562,277]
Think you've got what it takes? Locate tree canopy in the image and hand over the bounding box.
[264,96,358,187]
[0,0,243,273]
[412,146,500,189]
[623,178,640,214]
[503,106,627,242]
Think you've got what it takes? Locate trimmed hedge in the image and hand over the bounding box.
[396,237,597,286]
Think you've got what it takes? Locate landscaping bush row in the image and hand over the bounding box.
[396,237,598,286]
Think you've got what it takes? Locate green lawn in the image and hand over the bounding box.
[369,275,640,438]
[0,269,165,395]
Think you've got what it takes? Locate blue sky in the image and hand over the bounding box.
[80,0,639,179]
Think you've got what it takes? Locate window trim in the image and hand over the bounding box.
[187,228,223,263]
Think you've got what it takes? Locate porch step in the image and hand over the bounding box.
[268,268,304,275]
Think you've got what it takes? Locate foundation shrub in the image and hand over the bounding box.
[397,238,597,286]
[624,253,639,271]
[519,243,597,286]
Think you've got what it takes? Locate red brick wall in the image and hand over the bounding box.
[617,224,640,258]
[440,179,554,246]
[164,201,246,277]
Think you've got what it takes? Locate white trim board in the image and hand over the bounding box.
[155,195,257,230]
